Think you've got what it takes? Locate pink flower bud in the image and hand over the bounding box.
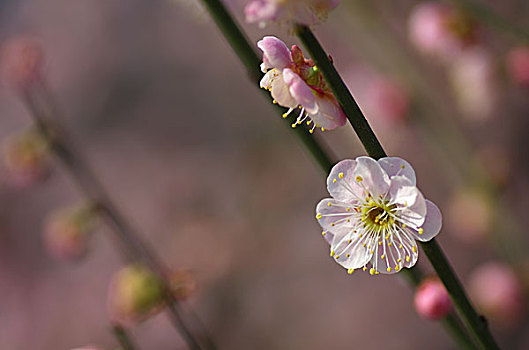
[43,204,97,260]
[1,36,44,91]
[506,46,529,87]
[469,262,525,329]
[257,36,293,72]
[414,278,453,320]
[245,0,278,26]
[108,264,166,325]
[3,128,50,187]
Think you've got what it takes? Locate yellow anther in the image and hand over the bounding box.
[395,266,400,271]
[338,172,344,179]
[316,213,323,219]
[327,202,332,207]
[348,269,354,274]
[356,175,363,182]
[363,267,367,271]
[330,250,335,257]
[406,256,410,262]
[306,120,311,125]
[322,231,326,236]
[362,243,366,247]
[335,255,340,259]
[346,219,350,223]
[348,239,352,243]
[381,255,385,259]
[291,123,297,128]
[321,127,325,131]
[388,242,393,247]
[402,224,407,228]
[399,244,403,249]
[331,223,335,227]
[403,201,408,207]
[346,207,351,212]
[378,241,382,245]
[418,228,424,235]
[309,129,314,134]
[397,258,402,262]
[273,100,277,104]
[282,113,288,118]
[369,268,375,275]
[332,178,337,183]
[346,254,350,257]
[376,272,380,275]
[412,246,417,253]
[400,165,405,169]
[370,250,374,254]
[387,267,392,272]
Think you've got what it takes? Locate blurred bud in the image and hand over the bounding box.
[469,262,525,329]
[476,144,511,187]
[108,264,166,325]
[408,2,477,61]
[168,269,198,301]
[447,188,492,243]
[449,48,498,121]
[414,278,453,320]
[43,204,98,260]
[364,77,409,125]
[506,46,529,87]
[3,127,50,187]
[1,36,44,91]
[71,346,104,350]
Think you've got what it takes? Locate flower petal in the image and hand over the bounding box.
[331,230,374,270]
[315,198,356,232]
[352,156,391,200]
[270,72,298,108]
[282,68,318,114]
[259,68,280,89]
[408,200,442,242]
[371,228,419,274]
[326,159,365,202]
[257,36,292,70]
[378,157,416,185]
[308,94,347,130]
[389,176,426,227]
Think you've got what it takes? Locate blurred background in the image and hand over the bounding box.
[1,0,529,349]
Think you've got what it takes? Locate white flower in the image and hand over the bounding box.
[315,156,442,275]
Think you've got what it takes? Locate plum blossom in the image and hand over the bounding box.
[245,0,339,27]
[315,156,442,275]
[408,2,477,61]
[258,36,346,132]
[506,46,529,87]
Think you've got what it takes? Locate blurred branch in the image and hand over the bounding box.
[112,325,137,350]
[19,84,213,350]
[294,24,498,350]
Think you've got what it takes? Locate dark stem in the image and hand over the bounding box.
[20,85,211,350]
[112,325,137,350]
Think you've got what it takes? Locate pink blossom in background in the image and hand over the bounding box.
[0,36,44,91]
[469,262,525,329]
[506,46,529,87]
[446,188,491,244]
[43,205,97,260]
[449,48,498,120]
[245,0,339,27]
[258,36,346,132]
[364,77,409,125]
[408,2,477,61]
[2,128,50,187]
[71,346,104,350]
[414,279,453,320]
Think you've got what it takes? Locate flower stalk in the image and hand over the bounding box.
[295,24,498,350]
[112,325,137,350]
[19,84,212,350]
[198,0,478,348]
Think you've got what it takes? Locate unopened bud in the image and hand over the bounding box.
[43,204,97,260]
[414,278,453,320]
[169,269,198,301]
[1,36,44,91]
[3,128,50,187]
[108,264,166,325]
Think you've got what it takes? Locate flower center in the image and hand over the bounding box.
[361,201,396,231]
